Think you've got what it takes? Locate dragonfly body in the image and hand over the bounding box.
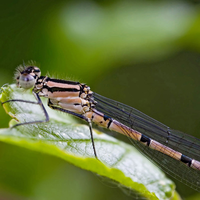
[3,65,200,192]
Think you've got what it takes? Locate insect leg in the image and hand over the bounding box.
[2,92,49,128]
[48,99,98,159]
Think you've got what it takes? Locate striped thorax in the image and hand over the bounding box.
[16,66,96,115]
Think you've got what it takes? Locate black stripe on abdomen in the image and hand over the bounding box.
[103,114,113,128]
[181,154,192,167]
[140,134,151,146]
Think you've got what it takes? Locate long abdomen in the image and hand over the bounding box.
[84,109,200,171]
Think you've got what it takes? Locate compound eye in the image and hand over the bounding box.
[18,73,36,89]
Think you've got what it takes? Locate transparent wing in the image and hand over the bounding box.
[93,93,200,161]
[93,92,200,191]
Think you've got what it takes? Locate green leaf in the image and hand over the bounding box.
[0,84,180,200]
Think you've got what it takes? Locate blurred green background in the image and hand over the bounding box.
[0,0,200,199]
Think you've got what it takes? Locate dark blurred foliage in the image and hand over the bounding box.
[0,0,200,199]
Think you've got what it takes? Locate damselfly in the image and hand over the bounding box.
[2,64,200,193]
